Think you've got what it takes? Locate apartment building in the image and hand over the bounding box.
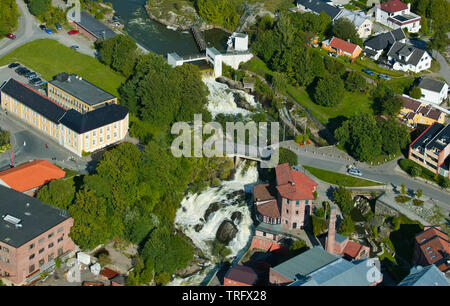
[409,123,450,178]
[412,226,449,275]
[1,79,129,157]
[48,73,117,114]
[398,95,445,127]
[0,185,74,285]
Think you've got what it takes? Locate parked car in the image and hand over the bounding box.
[362,68,375,76]
[39,25,46,31]
[6,33,16,39]
[8,63,20,69]
[328,52,337,57]
[70,45,79,50]
[68,30,79,35]
[25,72,38,79]
[55,23,62,31]
[348,168,363,177]
[15,67,29,75]
[30,78,44,86]
[45,28,53,34]
[378,74,391,81]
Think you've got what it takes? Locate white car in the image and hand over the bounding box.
[348,168,362,177]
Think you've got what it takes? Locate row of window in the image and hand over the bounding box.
[29,236,64,260]
[28,247,64,274]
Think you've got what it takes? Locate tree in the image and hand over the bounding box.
[411,165,422,178]
[37,178,77,210]
[313,74,345,107]
[28,0,48,17]
[344,71,366,92]
[0,0,19,36]
[289,239,308,257]
[333,187,353,216]
[279,148,298,166]
[335,113,382,162]
[378,118,410,155]
[97,35,138,78]
[339,216,355,236]
[271,72,288,94]
[416,189,422,198]
[401,184,406,194]
[409,86,422,99]
[332,18,363,46]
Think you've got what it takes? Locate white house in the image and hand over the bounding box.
[375,0,421,33]
[418,78,449,105]
[335,9,373,38]
[387,42,431,73]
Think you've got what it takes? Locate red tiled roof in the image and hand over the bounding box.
[328,37,360,55]
[256,200,280,219]
[380,0,408,13]
[415,227,450,272]
[0,160,66,192]
[253,184,276,202]
[225,264,258,285]
[275,163,318,200]
[99,268,119,279]
[415,227,449,245]
[343,240,363,259]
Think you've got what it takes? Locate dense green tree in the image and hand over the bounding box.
[333,187,353,216]
[344,71,366,92]
[378,119,410,155]
[279,147,298,166]
[335,113,382,161]
[195,0,241,30]
[0,0,19,36]
[97,35,138,78]
[339,216,355,236]
[313,74,345,107]
[37,178,76,210]
[409,86,422,99]
[289,239,308,257]
[332,18,363,46]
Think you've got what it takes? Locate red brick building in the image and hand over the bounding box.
[68,11,117,41]
[412,226,449,275]
[0,185,75,285]
[0,160,66,196]
[325,206,370,260]
[224,264,258,286]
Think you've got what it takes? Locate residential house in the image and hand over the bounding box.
[296,0,342,21]
[363,28,406,60]
[412,226,449,274]
[398,265,449,286]
[387,42,431,73]
[1,79,129,157]
[325,206,370,260]
[0,160,66,196]
[398,95,445,127]
[0,185,75,285]
[48,73,118,114]
[408,123,450,178]
[224,264,258,286]
[375,0,421,33]
[417,78,449,105]
[68,11,116,41]
[335,9,373,38]
[269,246,382,286]
[322,36,362,59]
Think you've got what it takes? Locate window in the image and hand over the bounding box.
[48,254,54,262]
[296,200,299,206]
[296,211,299,215]
[4,258,9,263]
[38,238,45,244]
[286,209,289,214]
[107,126,110,132]
[100,137,103,143]
[57,227,64,233]
[93,140,96,146]
[3,247,8,253]
[48,233,54,239]
[29,265,35,274]
[39,259,45,267]
[39,248,44,254]
[114,123,117,129]
[305,200,309,204]
[29,243,35,250]
[100,128,103,134]
[93,131,96,137]
[114,132,117,138]
[48,243,54,248]
[29,254,35,260]
[57,236,63,243]
[107,134,110,141]
[286,199,289,204]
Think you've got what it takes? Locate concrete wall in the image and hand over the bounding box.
[221,53,253,70]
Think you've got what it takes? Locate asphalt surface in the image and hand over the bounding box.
[280,140,450,213]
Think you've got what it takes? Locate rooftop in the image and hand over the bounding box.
[0,160,66,192]
[275,163,318,200]
[296,0,342,20]
[50,73,116,107]
[328,37,361,55]
[364,29,406,51]
[398,265,449,286]
[387,42,427,66]
[225,264,258,285]
[379,0,408,13]
[336,9,369,27]
[410,122,449,153]
[418,78,447,93]
[72,11,116,40]
[0,185,71,248]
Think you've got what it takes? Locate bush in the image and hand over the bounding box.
[412,199,424,206]
[395,195,411,203]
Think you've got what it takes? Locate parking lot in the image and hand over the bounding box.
[0,65,47,94]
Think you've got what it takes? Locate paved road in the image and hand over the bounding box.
[0,0,96,59]
[279,141,450,213]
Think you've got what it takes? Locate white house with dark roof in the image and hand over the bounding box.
[417,78,448,105]
[335,9,373,38]
[363,28,406,60]
[387,42,431,73]
[375,0,421,33]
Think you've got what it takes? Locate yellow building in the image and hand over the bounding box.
[1,78,129,156]
[48,73,117,114]
[398,95,445,127]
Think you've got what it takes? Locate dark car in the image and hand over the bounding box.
[55,23,62,31]
[25,72,38,79]
[39,25,46,30]
[15,67,29,75]
[8,63,20,69]
[362,68,375,76]
[30,78,44,86]
[70,45,79,50]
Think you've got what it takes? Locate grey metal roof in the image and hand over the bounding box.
[336,9,369,27]
[387,42,427,66]
[75,11,116,40]
[418,78,447,93]
[398,265,449,286]
[50,74,116,106]
[364,29,405,51]
[1,79,66,123]
[272,246,339,281]
[296,0,342,20]
[0,185,70,248]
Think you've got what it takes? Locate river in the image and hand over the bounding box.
[105,0,230,56]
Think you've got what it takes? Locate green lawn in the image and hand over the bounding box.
[303,165,385,187]
[0,39,125,96]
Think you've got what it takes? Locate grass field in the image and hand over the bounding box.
[0,39,125,96]
[303,165,385,187]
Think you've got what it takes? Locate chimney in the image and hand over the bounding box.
[326,206,337,254]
